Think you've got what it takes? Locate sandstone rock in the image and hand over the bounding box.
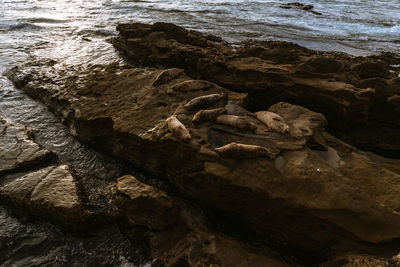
[0,117,56,176]
[148,204,290,267]
[305,56,344,74]
[116,175,178,230]
[350,61,391,79]
[0,165,89,227]
[112,22,400,158]
[7,61,400,263]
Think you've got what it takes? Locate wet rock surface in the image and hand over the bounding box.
[0,206,148,266]
[0,118,150,266]
[6,56,400,266]
[0,165,89,228]
[112,22,400,158]
[0,80,289,265]
[0,117,56,176]
[280,2,322,16]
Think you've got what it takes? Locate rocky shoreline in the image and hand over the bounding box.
[2,22,400,266]
[112,22,400,158]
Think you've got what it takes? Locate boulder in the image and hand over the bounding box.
[116,175,178,230]
[280,2,322,15]
[112,22,400,158]
[0,117,56,176]
[0,165,89,227]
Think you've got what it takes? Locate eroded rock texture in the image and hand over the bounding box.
[7,60,400,265]
[148,202,290,267]
[112,22,400,158]
[116,175,178,230]
[114,175,290,266]
[0,117,56,176]
[0,165,89,227]
[0,114,289,265]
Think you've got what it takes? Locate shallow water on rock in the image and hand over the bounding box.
[0,74,149,266]
[0,75,125,180]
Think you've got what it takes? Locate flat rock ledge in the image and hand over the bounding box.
[0,165,89,227]
[7,59,400,265]
[112,22,400,158]
[0,117,56,177]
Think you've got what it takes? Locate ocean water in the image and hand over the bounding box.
[1,0,400,72]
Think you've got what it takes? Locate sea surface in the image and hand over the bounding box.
[0,0,399,266]
[1,0,400,72]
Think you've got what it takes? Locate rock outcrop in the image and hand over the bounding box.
[114,175,290,266]
[280,2,322,15]
[0,117,56,176]
[7,60,400,265]
[148,202,290,267]
[116,175,178,230]
[0,114,289,265]
[112,22,400,158]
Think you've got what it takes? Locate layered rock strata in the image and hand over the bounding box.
[7,60,400,265]
[112,22,400,158]
[0,114,289,265]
